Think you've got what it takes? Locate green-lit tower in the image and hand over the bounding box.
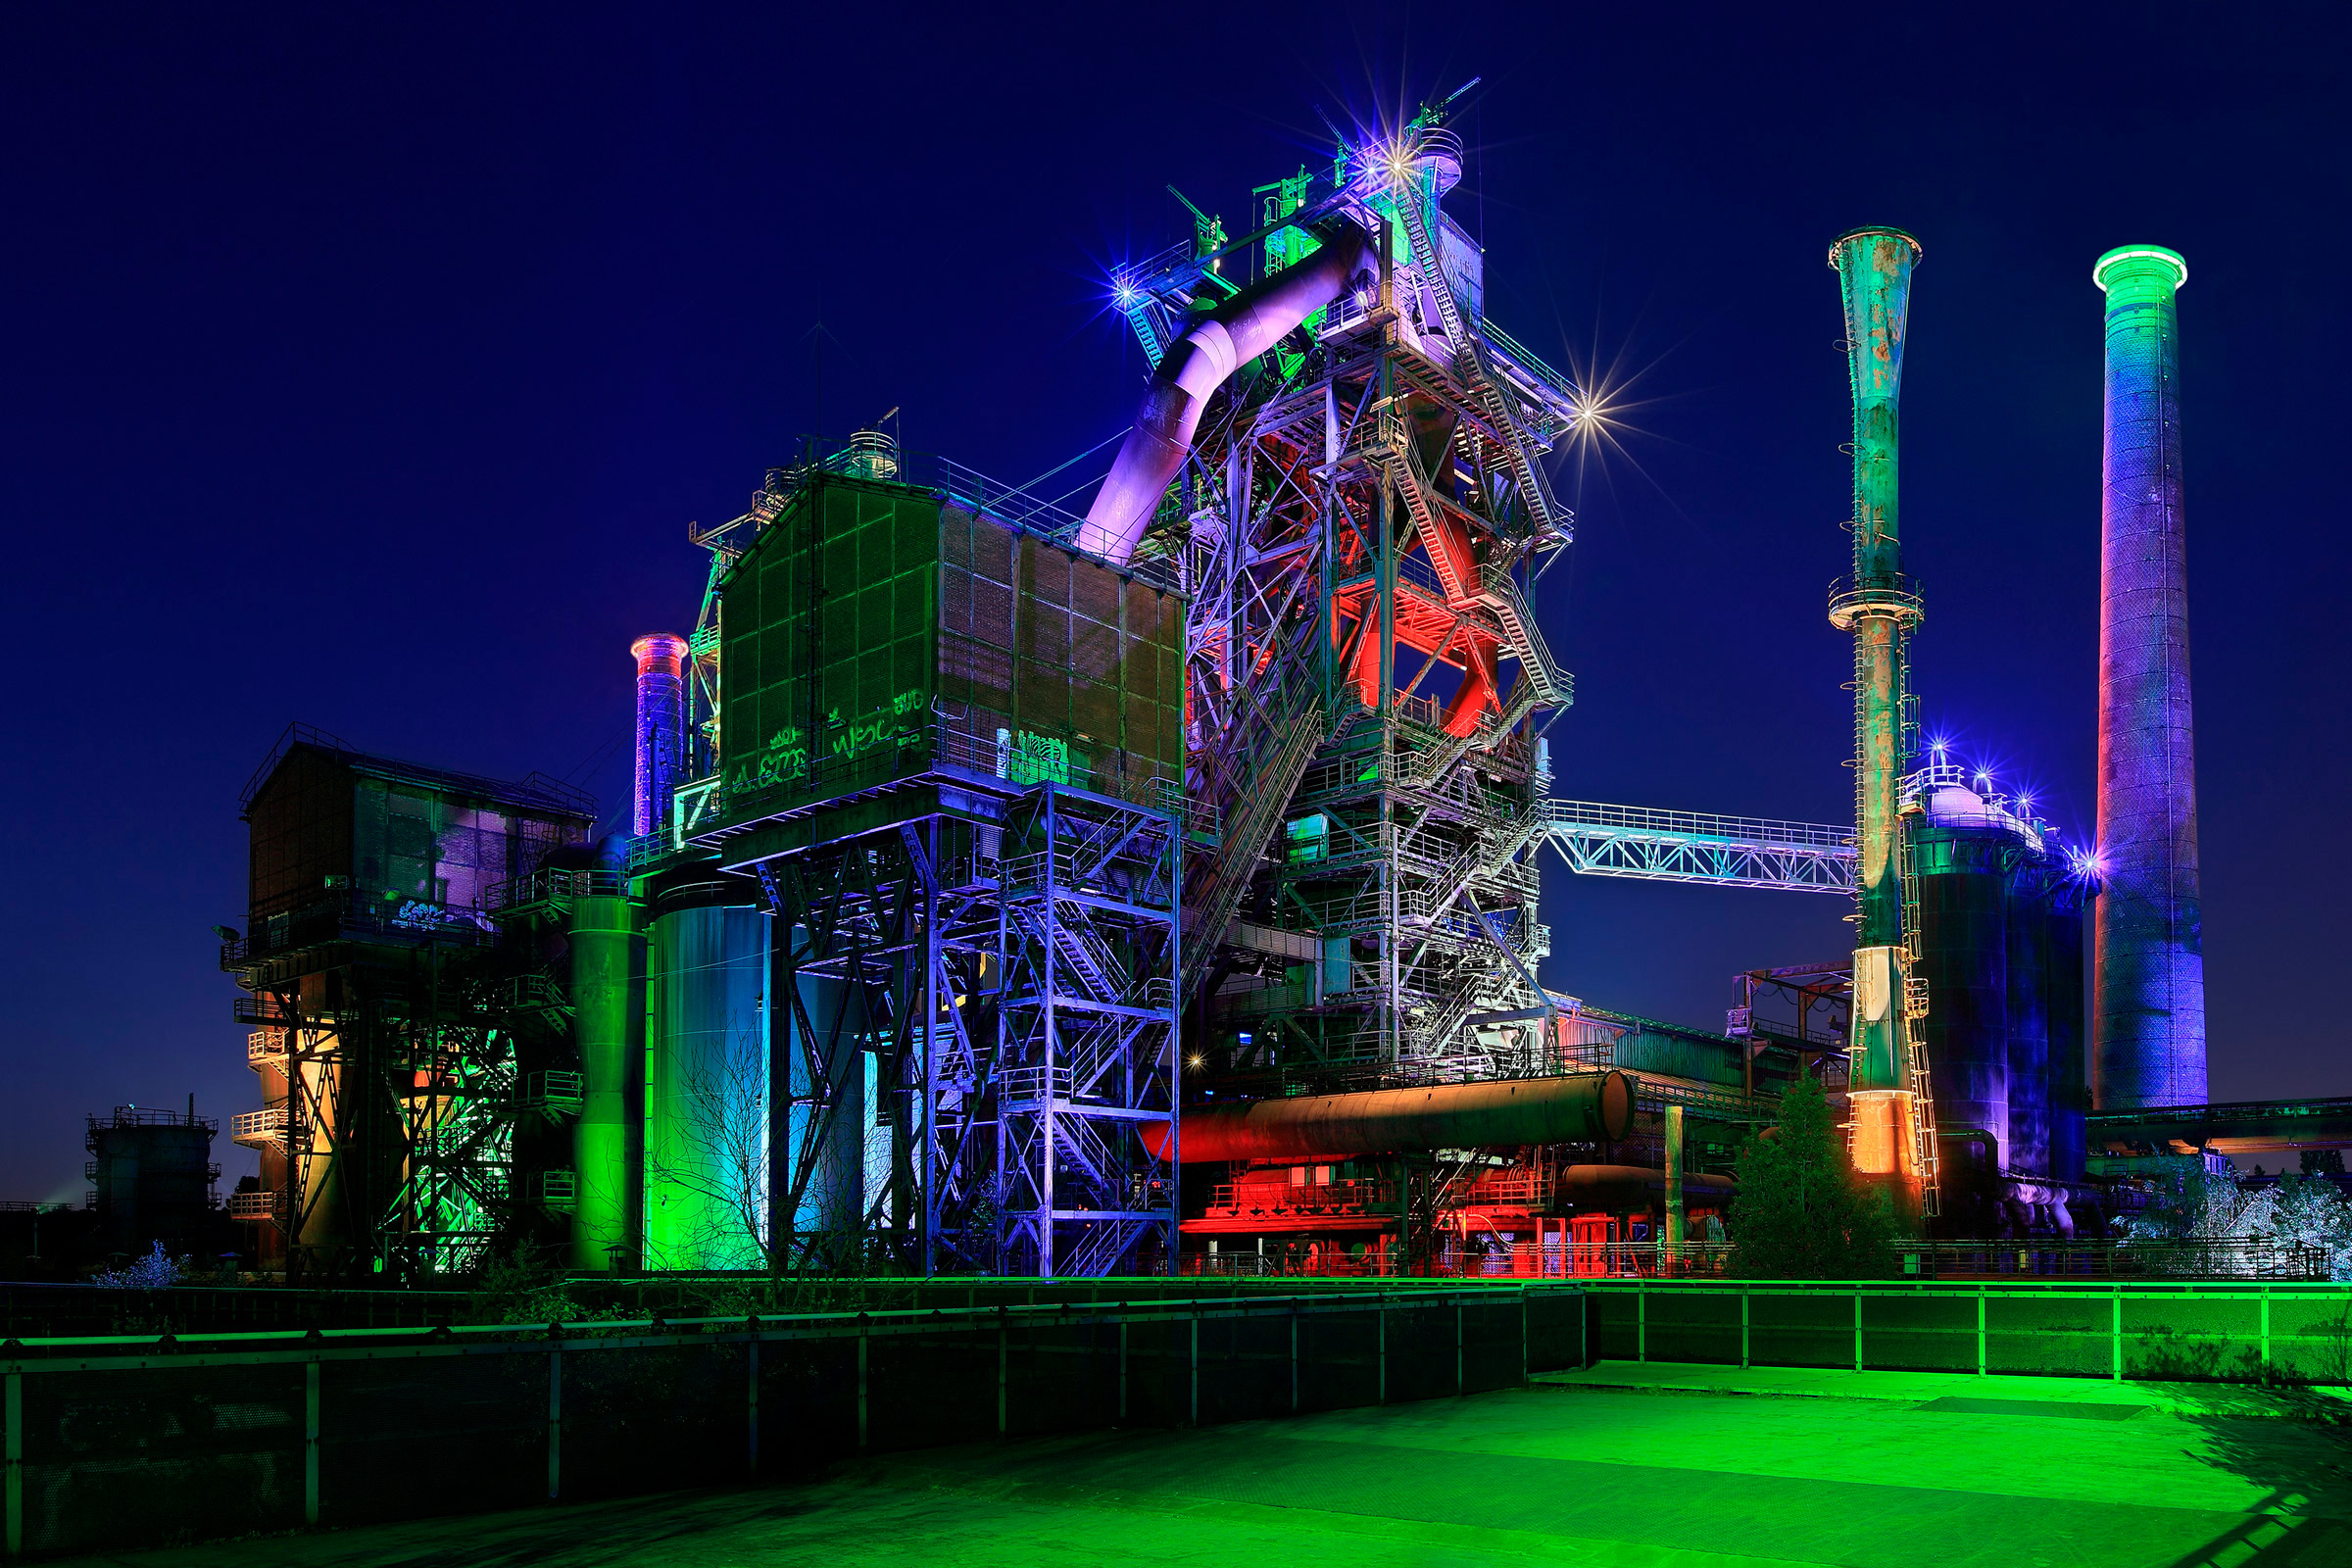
[1827,226,1936,1214]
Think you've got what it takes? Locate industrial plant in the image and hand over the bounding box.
[210,102,2291,1287]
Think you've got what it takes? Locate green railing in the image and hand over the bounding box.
[1582,1278,2352,1385]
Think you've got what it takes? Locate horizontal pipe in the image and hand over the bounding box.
[1151,1071,1637,1163]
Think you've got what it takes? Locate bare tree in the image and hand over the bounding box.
[644,1018,773,1271]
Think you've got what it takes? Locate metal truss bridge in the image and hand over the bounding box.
[1541,800,1855,894]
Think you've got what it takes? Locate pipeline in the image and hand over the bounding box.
[1079,223,1376,565]
[1147,1071,1636,1163]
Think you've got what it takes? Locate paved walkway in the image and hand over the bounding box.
[52,1366,2352,1567]
[1538,1359,2352,1419]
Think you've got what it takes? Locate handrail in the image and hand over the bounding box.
[1544,799,1854,852]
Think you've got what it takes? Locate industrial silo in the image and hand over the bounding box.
[1909,769,2084,1233]
[642,863,772,1270]
[1910,788,2014,1168]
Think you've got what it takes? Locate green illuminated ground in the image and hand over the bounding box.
[62,1364,2352,1566]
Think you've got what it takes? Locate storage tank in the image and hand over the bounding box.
[642,863,772,1270]
[1911,798,2013,1164]
[1908,766,2085,1230]
[2047,885,2089,1184]
[569,836,642,1272]
[86,1103,219,1258]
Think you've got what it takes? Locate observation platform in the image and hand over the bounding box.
[72,1367,2352,1568]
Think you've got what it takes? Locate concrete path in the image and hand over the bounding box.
[49,1366,2352,1567]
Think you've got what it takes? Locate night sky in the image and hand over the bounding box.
[6,5,2347,1200]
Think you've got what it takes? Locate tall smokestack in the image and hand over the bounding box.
[631,632,690,841]
[2092,245,2205,1109]
[1829,226,1934,1214]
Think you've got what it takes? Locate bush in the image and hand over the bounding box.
[90,1240,186,1290]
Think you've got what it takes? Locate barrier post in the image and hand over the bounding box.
[1740,1291,1750,1370]
[2111,1289,2124,1382]
[1189,1309,1200,1426]
[2261,1289,2271,1371]
[545,1339,562,1501]
[746,1324,760,1476]
[303,1358,320,1526]
[1638,1286,1646,1363]
[1976,1289,1986,1376]
[1853,1291,1864,1373]
[6,1367,23,1558]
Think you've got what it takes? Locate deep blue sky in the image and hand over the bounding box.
[5,4,2346,1199]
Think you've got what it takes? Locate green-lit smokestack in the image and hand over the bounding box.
[1827,226,1933,1209]
[570,879,641,1271]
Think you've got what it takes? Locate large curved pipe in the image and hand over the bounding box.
[1080,224,1376,564]
[1147,1071,1637,1163]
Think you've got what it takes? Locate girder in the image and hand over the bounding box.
[1542,799,1856,893]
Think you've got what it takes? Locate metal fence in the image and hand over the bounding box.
[1,1285,1590,1560]
[1587,1279,2352,1384]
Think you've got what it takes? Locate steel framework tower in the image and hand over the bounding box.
[1108,108,1579,1091]
[680,456,1186,1277]
[2091,244,2205,1110]
[1827,227,1937,1213]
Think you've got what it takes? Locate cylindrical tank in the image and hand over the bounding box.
[569,840,642,1272]
[785,969,871,1250]
[643,864,771,1270]
[2005,873,2055,1180]
[1912,818,2012,1164]
[2048,885,2090,1182]
[631,634,690,841]
[87,1107,218,1257]
[2092,244,2205,1110]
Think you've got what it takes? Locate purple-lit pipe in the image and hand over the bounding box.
[631,632,689,841]
[1079,225,1376,564]
[2090,246,2205,1110]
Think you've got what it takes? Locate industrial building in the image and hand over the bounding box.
[219,101,2268,1282]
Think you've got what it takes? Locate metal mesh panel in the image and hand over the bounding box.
[319,1352,542,1526]
[1462,1297,1527,1392]
[2124,1295,2263,1381]
[865,1323,998,1450]
[1985,1293,2112,1376]
[18,1362,305,1556]
[1746,1293,1852,1368]
[758,1337,858,1477]
[1384,1299,1457,1403]
[1859,1294,1976,1372]
[1524,1288,1590,1372]
[1296,1303,1380,1412]
[1117,1315,1190,1426]
[1193,1311,1293,1425]
[563,1343,746,1498]
[1642,1291,1741,1364]
[2271,1298,2352,1384]
[1005,1316,1123,1437]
